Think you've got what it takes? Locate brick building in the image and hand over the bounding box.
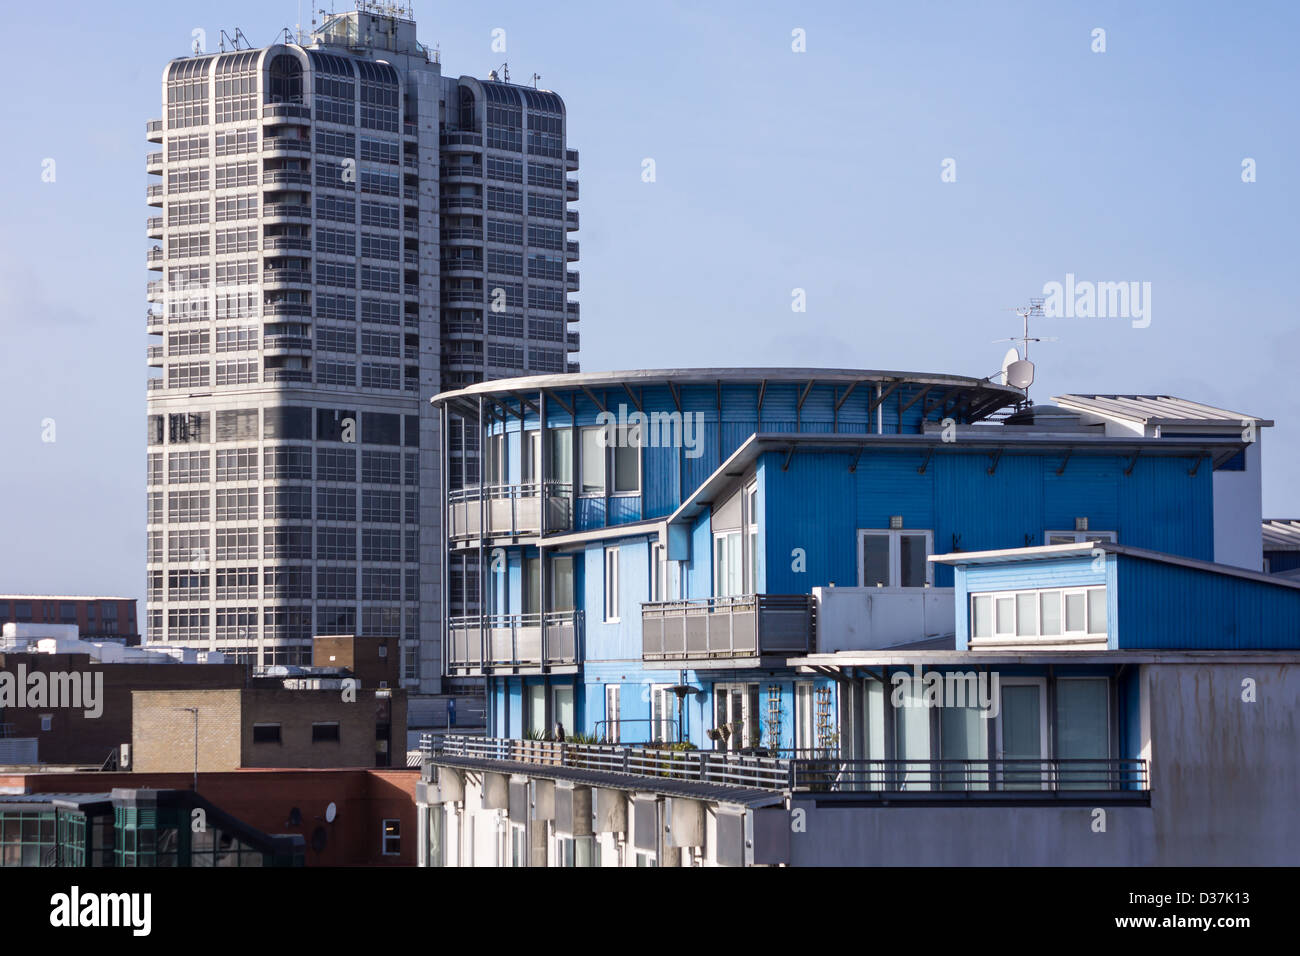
[132,685,406,771]
[0,596,139,645]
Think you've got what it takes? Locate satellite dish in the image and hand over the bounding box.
[325,801,337,823]
[1006,359,1035,390]
[999,348,1021,385]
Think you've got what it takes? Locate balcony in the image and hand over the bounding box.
[264,203,312,220]
[446,610,583,674]
[442,227,483,244]
[566,270,579,291]
[441,163,481,182]
[641,594,815,665]
[441,131,483,150]
[263,334,312,353]
[146,217,163,238]
[146,152,162,174]
[264,301,311,317]
[812,586,956,652]
[147,247,163,269]
[404,249,419,267]
[432,735,1150,799]
[440,195,482,211]
[565,179,579,200]
[565,239,579,260]
[146,119,163,143]
[146,310,164,334]
[565,209,579,231]
[147,345,163,366]
[263,368,312,383]
[448,482,573,541]
[443,288,483,308]
[263,103,310,122]
[565,331,579,352]
[262,170,312,186]
[146,184,163,206]
[264,235,312,252]
[146,378,165,391]
[146,280,166,300]
[263,268,313,287]
[263,136,311,154]
[564,148,579,170]
[566,300,580,321]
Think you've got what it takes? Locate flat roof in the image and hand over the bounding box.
[1263,520,1300,552]
[1054,394,1273,427]
[790,649,1300,668]
[930,541,1300,591]
[0,595,134,602]
[433,367,1022,405]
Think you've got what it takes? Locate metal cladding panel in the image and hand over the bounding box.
[933,454,1045,587]
[609,495,643,526]
[751,806,791,865]
[554,782,592,836]
[721,422,758,461]
[1116,554,1300,650]
[1044,456,1122,530]
[714,808,746,867]
[759,383,799,430]
[853,450,936,530]
[508,777,529,823]
[643,442,680,519]
[632,796,659,851]
[593,787,627,833]
[682,424,720,492]
[576,496,605,531]
[763,451,856,594]
[531,779,556,821]
[687,511,712,599]
[836,386,870,429]
[721,384,760,419]
[1118,457,1213,560]
[963,555,1105,592]
[800,386,835,428]
[664,797,706,847]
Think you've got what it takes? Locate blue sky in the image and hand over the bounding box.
[0,0,1296,599]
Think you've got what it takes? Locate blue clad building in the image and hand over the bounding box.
[420,368,1299,867]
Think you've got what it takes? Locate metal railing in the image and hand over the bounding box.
[430,735,1150,795]
[642,594,815,661]
[264,103,310,120]
[446,609,583,671]
[437,734,793,790]
[448,481,573,539]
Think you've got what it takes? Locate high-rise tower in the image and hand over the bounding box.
[145,5,579,695]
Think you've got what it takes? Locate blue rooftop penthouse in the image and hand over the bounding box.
[421,369,1298,866]
[430,369,1263,747]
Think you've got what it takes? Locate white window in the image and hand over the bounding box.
[604,547,620,621]
[713,531,743,597]
[605,683,621,742]
[650,684,675,742]
[611,426,640,494]
[971,586,1107,641]
[649,542,668,602]
[1045,530,1116,545]
[580,427,605,495]
[745,483,759,593]
[857,529,933,588]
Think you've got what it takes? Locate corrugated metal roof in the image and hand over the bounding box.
[1263,519,1300,551]
[1054,394,1273,427]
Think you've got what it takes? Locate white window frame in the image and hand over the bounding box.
[744,482,759,593]
[713,529,743,597]
[649,542,667,602]
[970,585,1108,642]
[603,546,620,622]
[1045,530,1116,545]
[650,683,675,742]
[856,529,934,588]
[604,683,621,743]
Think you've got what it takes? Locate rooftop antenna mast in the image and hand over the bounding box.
[530,72,542,88]
[992,297,1055,402]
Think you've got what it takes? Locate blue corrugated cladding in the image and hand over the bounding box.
[759,448,1213,594]
[954,556,1107,649]
[1115,554,1300,649]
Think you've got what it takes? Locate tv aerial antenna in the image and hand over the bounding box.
[992,297,1056,399]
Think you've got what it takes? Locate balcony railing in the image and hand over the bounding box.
[146,152,162,172]
[264,103,310,121]
[432,735,1151,796]
[263,368,312,383]
[264,235,312,251]
[446,610,582,673]
[564,148,579,169]
[565,209,579,230]
[265,203,312,220]
[263,136,310,152]
[448,481,573,540]
[642,594,815,662]
[146,119,163,141]
[441,131,483,149]
[262,170,312,186]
